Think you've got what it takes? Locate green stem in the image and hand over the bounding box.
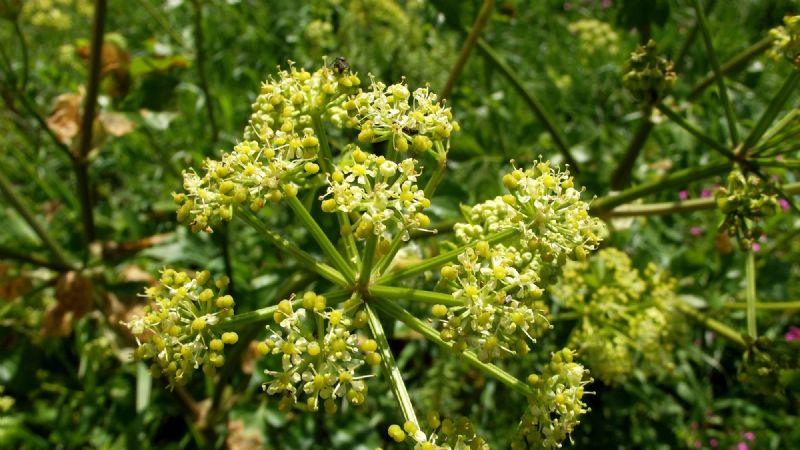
[751,159,800,169]
[410,219,457,239]
[286,196,356,284]
[757,109,797,150]
[190,0,218,143]
[675,301,747,348]
[441,0,495,100]
[373,232,406,276]
[359,234,378,287]
[12,20,28,90]
[235,207,347,286]
[369,285,463,307]
[0,170,73,269]
[377,228,518,285]
[722,301,800,311]
[0,244,72,272]
[656,103,734,158]
[312,114,360,267]
[372,296,532,397]
[475,37,579,171]
[364,301,419,426]
[591,161,731,214]
[688,36,772,100]
[608,197,716,217]
[692,0,738,145]
[215,288,350,331]
[423,147,447,199]
[610,105,655,190]
[742,70,800,152]
[74,0,108,245]
[745,251,757,339]
[8,90,75,161]
[134,0,187,48]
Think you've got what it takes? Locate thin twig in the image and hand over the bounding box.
[441,0,494,100]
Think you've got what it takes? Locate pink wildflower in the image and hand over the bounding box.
[679,190,689,200]
[785,326,800,342]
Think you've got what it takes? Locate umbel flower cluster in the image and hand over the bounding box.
[258,293,380,413]
[768,15,800,67]
[715,170,780,249]
[128,60,602,449]
[513,349,592,449]
[622,40,677,104]
[385,413,489,450]
[437,162,604,361]
[551,248,685,385]
[567,19,620,58]
[125,269,237,387]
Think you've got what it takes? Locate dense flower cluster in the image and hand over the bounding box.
[441,162,603,360]
[125,270,237,387]
[567,19,620,58]
[513,349,591,449]
[258,293,380,413]
[715,171,780,249]
[551,248,685,385]
[768,15,800,67]
[320,148,431,240]
[436,243,551,361]
[622,40,677,104]
[386,414,489,450]
[347,77,459,156]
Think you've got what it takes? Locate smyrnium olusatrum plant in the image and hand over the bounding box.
[126,60,605,448]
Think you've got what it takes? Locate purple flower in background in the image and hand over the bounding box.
[751,243,761,252]
[785,326,800,342]
[690,227,703,236]
[679,190,689,200]
[701,188,712,198]
[736,443,748,450]
[563,2,573,11]
[601,0,612,8]
[743,432,755,441]
[693,440,701,449]
[709,438,719,448]
[779,198,790,211]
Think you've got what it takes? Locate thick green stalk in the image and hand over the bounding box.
[12,20,28,89]
[751,159,800,169]
[369,285,464,307]
[377,228,518,285]
[442,0,495,100]
[688,36,772,100]
[608,197,716,217]
[656,103,734,158]
[364,301,419,426]
[745,251,757,339]
[723,301,800,311]
[591,161,731,214]
[372,296,533,397]
[286,196,356,284]
[0,170,73,269]
[423,150,447,199]
[475,37,579,171]
[236,207,347,286]
[742,71,800,152]
[311,114,360,267]
[675,301,747,348]
[359,234,378,287]
[692,0,738,145]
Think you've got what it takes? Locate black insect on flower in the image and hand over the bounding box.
[332,56,350,74]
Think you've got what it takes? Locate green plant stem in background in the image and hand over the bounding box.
[688,36,772,100]
[608,180,800,216]
[441,0,494,100]
[0,170,74,270]
[134,0,187,49]
[591,161,731,213]
[369,285,464,307]
[359,234,377,287]
[745,251,758,339]
[286,196,356,284]
[373,231,406,275]
[236,207,347,286]
[656,103,734,158]
[364,301,419,427]
[675,300,747,348]
[190,0,219,143]
[475,37,580,171]
[743,70,800,152]
[423,149,447,199]
[692,0,739,146]
[0,244,72,272]
[723,301,800,311]
[74,0,108,247]
[611,105,655,190]
[376,228,518,285]
[312,114,360,266]
[372,296,533,397]
[11,20,28,89]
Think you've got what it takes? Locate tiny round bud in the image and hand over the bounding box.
[221,332,239,345]
[432,304,448,317]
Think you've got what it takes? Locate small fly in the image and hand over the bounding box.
[332,56,350,74]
